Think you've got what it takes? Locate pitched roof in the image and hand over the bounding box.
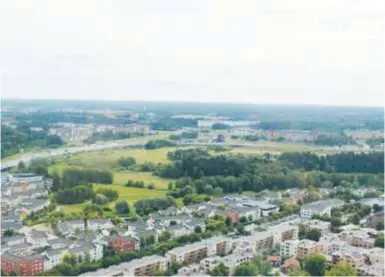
[29,229,48,239]
[284,258,300,269]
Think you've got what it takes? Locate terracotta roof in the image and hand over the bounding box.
[284,258,300,269]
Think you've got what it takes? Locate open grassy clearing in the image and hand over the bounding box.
[59,185,167,214]
[52,146,182,170]
[113,171,172,189]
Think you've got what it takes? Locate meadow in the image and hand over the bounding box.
[59,184,167,213]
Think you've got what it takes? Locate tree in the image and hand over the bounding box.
[9,271,17,276]
[93,193,109,205]
[374,233,384,248]
[211,263,230,276]
[375,222,384,231]
[3,229,15,237]
[168,182,173,190]
[233,263,259,276]
[225,217,232,226]
[159,230,171,242]
[304,254,327,277]
[56,262,76,276]
[306,229,322,242]
[373,204,383,213]
[115,200,130,214]
[325,262,357,276]
[348,213,360,225]
[194,226,202,233]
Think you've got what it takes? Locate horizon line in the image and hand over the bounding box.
[1,97,383,109]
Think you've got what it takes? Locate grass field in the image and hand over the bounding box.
[113,171,172,189]
[51,146,180,169]
[59,184,167,213]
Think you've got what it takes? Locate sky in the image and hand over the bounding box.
[0,0,384,106]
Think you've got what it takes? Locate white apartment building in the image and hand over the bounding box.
[300,199,344,219]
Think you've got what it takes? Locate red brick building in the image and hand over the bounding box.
[108,235,138,253]
[1,253,45,276]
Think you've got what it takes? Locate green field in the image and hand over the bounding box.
[59,185,167,213]
[51,146,180,169]
[113,171,172,189]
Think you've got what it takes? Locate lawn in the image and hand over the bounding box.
[59,185,167,214]
[51,146,180,170]
[113,171,172,189]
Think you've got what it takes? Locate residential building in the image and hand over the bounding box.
[43,249,65,271]
[107,235,139,253]
[226,205,260,223]
[69,242,103,262]
[1,253,45,276]
[26,229,49,249]
[166,237,232,265]
[300,199,344,218]
[357,264,385,276]
[280,239,323,259]
[200,252,253,273]
[331,251,365,268]
[241,200,278,216]
[123,255,167,276]
[339,230,375,249]
[303,219,331,235]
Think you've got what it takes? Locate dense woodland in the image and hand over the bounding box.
[1,125,64,158]
[151,149,384,195]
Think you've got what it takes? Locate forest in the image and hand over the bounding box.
[150,149,384,195]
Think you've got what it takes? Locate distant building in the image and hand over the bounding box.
[1,253,45,276]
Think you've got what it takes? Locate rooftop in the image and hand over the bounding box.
[301,199,344,212]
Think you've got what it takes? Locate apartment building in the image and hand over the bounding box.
[300,199,344,218]
[1,253,45,276]
[331,251,365,268]
[268,223,299,244]
[339,230,375,249]
[238,231,275,251]
[124,255,167,276]
[200,252,253,273]
[166,237,232,265]
[303,219,331,235]
[280,239,324,259]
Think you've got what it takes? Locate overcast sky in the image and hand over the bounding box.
[1,0,384,106]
